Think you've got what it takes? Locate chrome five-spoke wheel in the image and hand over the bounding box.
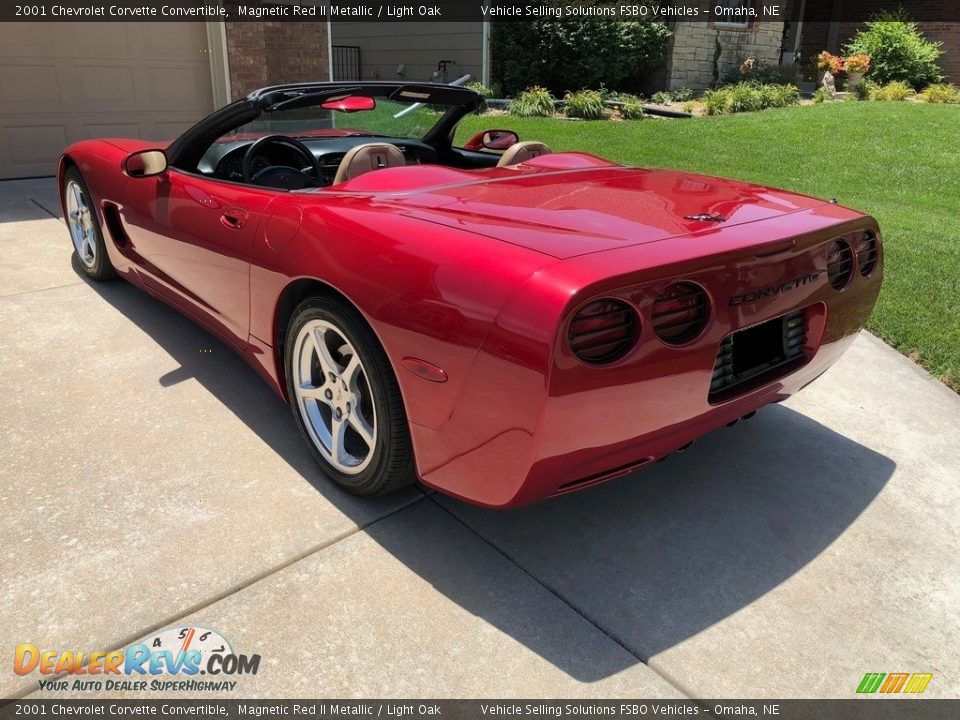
[293,319,377,475]
[65,179,97,269]
[61,166,114,280]
[285,296,415,496]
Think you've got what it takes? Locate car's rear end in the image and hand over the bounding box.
[412,191,882,508]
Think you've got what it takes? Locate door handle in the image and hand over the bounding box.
[220,208,248,230]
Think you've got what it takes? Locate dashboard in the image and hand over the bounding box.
[197,136,439,188]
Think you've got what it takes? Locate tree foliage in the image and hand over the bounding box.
[844,10,944,88]
[491,2,671,96]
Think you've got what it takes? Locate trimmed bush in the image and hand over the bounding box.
[702,82,801,115]
[919,83,960,104]
[812,88,832,104]
[618,94,646,120]
[764,84,801,108]
[844,10,944,88]
[509,86,556,117]
[564,90,606,119]
[869,81,915,102]
[651,91,672,105]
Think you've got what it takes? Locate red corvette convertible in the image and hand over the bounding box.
[59,81,882,507]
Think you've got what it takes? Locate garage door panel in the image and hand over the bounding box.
[146,63,212,106]
[140,22,208,58]
[0,22,213,179]
[0,63,63,110]
[75,65,138,107]
[0,22,53,54]
[51,23,133,55]
[151,120,198,140]
[82,123,140,140]
[3,125,68,166]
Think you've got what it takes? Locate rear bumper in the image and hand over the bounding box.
[413,209,882,508]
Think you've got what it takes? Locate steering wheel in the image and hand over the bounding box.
[241,134,323,189]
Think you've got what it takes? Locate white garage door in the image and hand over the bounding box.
[0,22,215,179]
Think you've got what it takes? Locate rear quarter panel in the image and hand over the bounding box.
[247,194,558,431]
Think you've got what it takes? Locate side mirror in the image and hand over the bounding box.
[125,149,168,178]
[463,129,520,152]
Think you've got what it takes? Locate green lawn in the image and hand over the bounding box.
[458,103,960,390]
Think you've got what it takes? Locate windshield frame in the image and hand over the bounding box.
[167,82,483,171]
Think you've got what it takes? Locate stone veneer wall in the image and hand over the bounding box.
[664,1,787,91]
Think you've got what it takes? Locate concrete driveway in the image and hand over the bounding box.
[2,178,958,699]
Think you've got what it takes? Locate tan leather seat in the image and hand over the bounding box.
[496,141,553,167]
[333,142,405,185]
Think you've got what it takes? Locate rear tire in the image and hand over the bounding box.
[284,296,416,496]
[62,166,116,281]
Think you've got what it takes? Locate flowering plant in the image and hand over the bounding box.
[817,51,843,74]
[844,54,871,73]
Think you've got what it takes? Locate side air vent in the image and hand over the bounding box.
[856,232,879,278]
[101,202,129,247]
[568,298,639,364]
[652,282,710,345]
[827,240,854,291]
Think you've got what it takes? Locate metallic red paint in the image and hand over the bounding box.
[59,140,881,508]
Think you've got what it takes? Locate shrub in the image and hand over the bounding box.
[702,89,729,116]
[564,89,607,119]
[651,90,672,104]
[466,81,494,99]
[725,83,765,113]
[919,83,960,104]
[844,10,944,88]
[617,94,646,120]
[870,81,915,101]
[492,13,671,95]
[702,82,801,115]
[853,80,872,101]
[812,88,832,104]
[672,87,695,102]
[759,83,800,108]
[509,86,556,117]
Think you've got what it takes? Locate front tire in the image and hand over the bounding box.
[284,296,415,496]
[62,166,116,280]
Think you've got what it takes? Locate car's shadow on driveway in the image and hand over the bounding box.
[76,262,896,682]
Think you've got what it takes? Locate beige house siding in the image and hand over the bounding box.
[331,22,484,84]
[665,1,787,91]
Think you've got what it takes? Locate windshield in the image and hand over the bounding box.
[219,96,454,143]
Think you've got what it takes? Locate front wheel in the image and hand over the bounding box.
[62,166,116,280]
[284,296,416,496]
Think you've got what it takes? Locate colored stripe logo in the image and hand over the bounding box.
[857,672,933,694]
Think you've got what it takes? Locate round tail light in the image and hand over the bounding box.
[568,298,639,364]
[652,282,709,345]
[856,232,879,277]
[827,240,854,291]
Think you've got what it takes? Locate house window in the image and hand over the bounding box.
[714,0,753,29]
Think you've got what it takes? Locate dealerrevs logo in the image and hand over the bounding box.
[14,626,260,693]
